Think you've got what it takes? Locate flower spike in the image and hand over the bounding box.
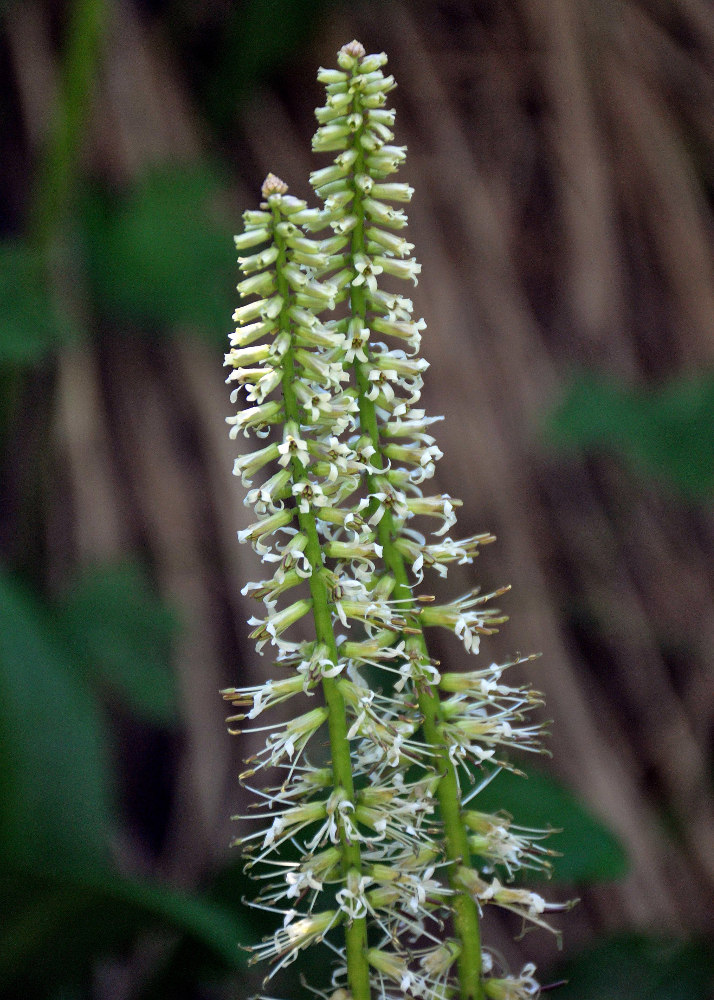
[225,41,570,1000]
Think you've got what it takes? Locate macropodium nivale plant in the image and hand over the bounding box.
[223,39,571,1000]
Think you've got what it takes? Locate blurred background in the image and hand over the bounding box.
[2,0,714,997]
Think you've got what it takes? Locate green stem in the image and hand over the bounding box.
[271,204,371,1000]
[29,0,107,252]
[5,0,106,576]
[346,106,485,1000]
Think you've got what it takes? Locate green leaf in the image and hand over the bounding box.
[81,164,236,339]
[0,866,249,999]
[133,857,270,999]
[0,569,247,998]
[473,764,629,883]
[0,241,73,364]
[203,0,337,124]
[55,563,179,726]
[0,569,113,869]
[547,373,714,500]
[548,933,714,1000]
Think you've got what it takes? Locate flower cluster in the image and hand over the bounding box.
[224,41,569,1000]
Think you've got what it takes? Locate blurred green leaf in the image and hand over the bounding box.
[134,857,269,999]
[0,241,74,364]
[0,569,112,869]
[56,563,179,726]
[81,164,235,338]
[0,566,248,998]
[209,0,336,118]
[0,866,249,999]
[474,764,629,883]
[548,933,714,1000]
[548,373,714,500]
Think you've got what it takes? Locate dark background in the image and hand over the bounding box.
[2,1,714,997]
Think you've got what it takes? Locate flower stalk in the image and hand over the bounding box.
[224,41,570,1000]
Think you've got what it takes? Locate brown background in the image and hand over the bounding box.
[4,0,714,995]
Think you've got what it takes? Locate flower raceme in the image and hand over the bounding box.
[223,40,570,1000]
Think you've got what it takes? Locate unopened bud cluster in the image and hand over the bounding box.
[224,41,569,1000]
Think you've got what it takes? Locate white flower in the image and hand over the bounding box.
[293,383,333,422]
[292,480,329,513]
[222,673,305,722]
[373,254,421,284]
[233,293,284,325]
[465,811,553,879]
[352,253,383,293]
[368,485,409,524]
[226,399,282,438]
[250,909,340,975]
[344,319,371,363]
[295,347,349,387]
[335,870,371,920]
[240,706,329,778]
[286,867,323,896]
[232,441,280,485]
[237,508,294,548]
[484,963,540,1000]
[363,197,408,228]
[278,427,310,468]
